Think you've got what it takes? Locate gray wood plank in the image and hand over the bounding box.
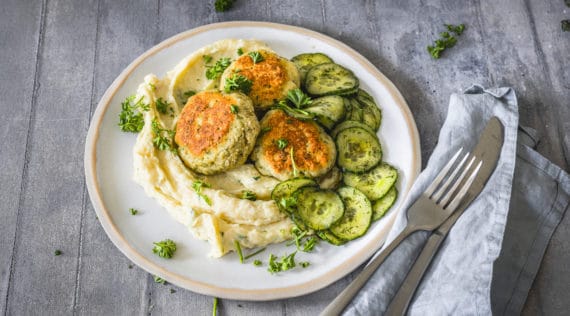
[74,0,158,315]
[0,0,44,314]
[4,0,98,314]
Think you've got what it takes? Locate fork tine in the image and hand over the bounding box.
[438,156,477,207]
[444,159,483,211]
[431,152,470,201]
[424,147,463,196]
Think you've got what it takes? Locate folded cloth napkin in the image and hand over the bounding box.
[343,85,570,315]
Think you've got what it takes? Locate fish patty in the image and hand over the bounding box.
[175,90,259,174]
[251,110,336,181]
[220,50,300,110]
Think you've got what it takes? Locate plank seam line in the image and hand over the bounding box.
[72,0,101,313]
[473,0,497,85]
[3,0,48,314]
[320,0,326,25]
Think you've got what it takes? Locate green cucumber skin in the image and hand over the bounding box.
[305,63,359,96]
[291,53,334,82]
[331,120,376,139]
[335,127,382,173]
[316,230,347,246]
[296,187,344,231]
[305,95,346,130]
[372,186,398,221]
[271,177,317,213]
[343,163,398,200]
[329,186,372,241]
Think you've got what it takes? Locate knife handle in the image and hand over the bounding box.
[320,227,415,316]
[385,230,446,315]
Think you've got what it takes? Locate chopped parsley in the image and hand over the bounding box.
[206,57,231,80]
[427,24,466,59]
[303,236,318,252]
[241,190,257,201]
[286,88,312,108]
[261,126,271,133]
[54,250,62,256]
[237,47,244,55]
[148,82,156,90]
[212,297,219,316]
[118,95,149,133]
[268,252,297,274]
[214,0,234,12]
[152,239,177,259]
[224,74,253,94]
[276,138,288,150]
[244,247,266,260]
[230,104,239,114]
[248,51,264,64]
[153,275,166,284]
[155,97,170,114]
[203,54,213,64]
[253,259,262,266]
[252,176,261,180]
[234,240,244,263]
[288,227,318,252]
[151,119,177,153]
[129,208,139,215]
[192,180,212,206]
[562,20,570,32]
[300,261,311,268]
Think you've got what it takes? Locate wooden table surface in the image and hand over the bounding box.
[2,0,569,314]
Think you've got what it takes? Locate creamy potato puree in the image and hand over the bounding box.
[132,39,295,257]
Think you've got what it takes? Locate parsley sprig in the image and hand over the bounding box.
[268,252,297,274]
[206,57,231,80]
[276,138,288,150]
[286,88,312,108]
[241,190,257,201]
[224,74,253,94]
[273,89,314,120]
[152,239,177,259]
[214,0,234,12]
[288,227,318,252]
[192,180,212,206]
[248,51,264,64]
[151,119,177,153]
[155,97,170,114]
[153,275,166,284]
[427,24,466,59]
[118,95,149,133]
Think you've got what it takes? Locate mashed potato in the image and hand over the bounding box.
[132,40,295,257]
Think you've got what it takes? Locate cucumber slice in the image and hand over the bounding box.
[305,95,346,130]
[271,178,317,212]
[343,163,398,200]
[316,230,347,246]
[356,89,382,131]
[372,186,398,221]
[335,127,382,173]
[331,120,376,139]
[337,86,359,96]
[348,99,363,122]
[296,187,345,230]
[330,186,372,240]
[317,166,343,190]
[291,53,334,82]
[305,63,359,96]
[347,97,380,131]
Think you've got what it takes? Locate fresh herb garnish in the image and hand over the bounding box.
[212,297,219,316]
[244,247,266,260]
[148,82,156,90]
[214,0,234,12]
[118,95,149,133]
[279,196,297,211]
[237,47,244,55]
[241,190,257,201]
[192,180,212,206]
[151,119,177,153]
[203,55,213,64]
[261,126,271,133]
[152,239,177,259]
[276,138,288,150]
[230,104,239,114]
[253,176,261,180]
[300,261,310,268]
[206,57,231,80]
[286,88,312,108]
[248,51,264,64]
[303,236,318,252]
[253,259,262,266]
[153,275,166,284]
[184,90,196,98]
[54,250,62,256]
[290,147,298,177]
[268,252,297,274]
[155,97,170,114]
[224,74,253,94]
[234,240,244,263]
[562,20,570,32]
[427,24,466,59]
[129,208,139,215]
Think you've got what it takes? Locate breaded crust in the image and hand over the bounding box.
[175,90,259,174]
[251,110,336,181]
[221,50,300,110]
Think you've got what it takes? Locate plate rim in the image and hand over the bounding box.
[84,21,421,301]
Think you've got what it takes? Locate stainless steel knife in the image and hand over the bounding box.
[385,116,504,315]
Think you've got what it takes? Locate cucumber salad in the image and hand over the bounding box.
[274,53,399,245]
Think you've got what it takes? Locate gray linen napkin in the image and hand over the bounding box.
[343,85,570,315]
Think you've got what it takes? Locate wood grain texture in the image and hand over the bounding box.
[1,0,568,315]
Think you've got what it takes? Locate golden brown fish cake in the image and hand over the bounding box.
[220,50,300,110]
[175,90,259,174]
[251,110,336,181]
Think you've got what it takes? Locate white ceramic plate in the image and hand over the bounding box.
[85,21,420,301]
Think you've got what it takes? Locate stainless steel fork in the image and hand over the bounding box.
[320,148,483,316]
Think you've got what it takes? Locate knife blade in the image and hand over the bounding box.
[385,117,504,315]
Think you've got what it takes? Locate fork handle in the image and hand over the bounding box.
[320,227,415,316]
[384,230,446,315]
